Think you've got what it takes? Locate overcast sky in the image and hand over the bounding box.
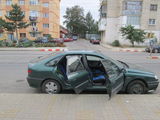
[60,0,100,25]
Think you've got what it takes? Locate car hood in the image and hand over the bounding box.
[125,63,154,76]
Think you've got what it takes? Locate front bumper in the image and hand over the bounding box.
[147,80,159,91]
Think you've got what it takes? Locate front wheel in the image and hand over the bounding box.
[42,80,61,94]
[126,80,147,94]
[154,49,159,53]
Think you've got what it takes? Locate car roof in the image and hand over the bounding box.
[62,50,104,56]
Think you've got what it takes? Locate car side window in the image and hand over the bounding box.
[86,55,103,61]
[46,56,62,66]
[67,55,85,74]
[102,59,120,79]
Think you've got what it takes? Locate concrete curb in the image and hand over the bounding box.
[0,47,68,51]
[147,56,160,59]
[40,48,68,52]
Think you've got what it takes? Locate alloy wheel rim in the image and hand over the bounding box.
[131,84,143,94]
[45,82,58,94]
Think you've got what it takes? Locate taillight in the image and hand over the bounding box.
[28,69,32,74]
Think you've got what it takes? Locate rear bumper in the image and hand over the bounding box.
[27,76,44,88]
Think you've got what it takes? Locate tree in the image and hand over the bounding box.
[63,6,87,37]
[120,25,146,47]
[0,18,5,32]
[85,12,94,34]
[4,4,29,44]
[85,12,99,34]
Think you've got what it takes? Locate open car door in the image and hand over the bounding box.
[67,55,91,94]
[101,59,124,99]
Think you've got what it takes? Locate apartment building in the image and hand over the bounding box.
[0,0,60,41]
[99,0,160,45]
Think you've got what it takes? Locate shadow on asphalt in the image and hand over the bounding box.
[35,89,156,95]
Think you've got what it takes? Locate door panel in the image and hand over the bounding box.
[67,55,91,94]
[68,70,90,94]
[101,59,124,99]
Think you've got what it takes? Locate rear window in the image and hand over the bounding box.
[30,52,63,63]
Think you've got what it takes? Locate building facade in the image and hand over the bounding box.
[0,0,60,41]
[99,0,160,45]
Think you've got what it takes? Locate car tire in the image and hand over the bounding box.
[154,49,159,53]
[41,79,61,94]
[126,80,147,94]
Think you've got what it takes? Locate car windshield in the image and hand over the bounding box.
[30,52,64,63]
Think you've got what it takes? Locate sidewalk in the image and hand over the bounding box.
[101,43,145,52]
[0,47,68,52]
[0,94,160,120]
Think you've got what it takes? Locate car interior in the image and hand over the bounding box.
[86,56,107,86]
[57,55,107,86]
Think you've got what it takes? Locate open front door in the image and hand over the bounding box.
[67,55,91,94]
[101,59,124,99]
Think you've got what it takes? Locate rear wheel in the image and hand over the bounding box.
[42,80,61,94]
[126,80,147,94]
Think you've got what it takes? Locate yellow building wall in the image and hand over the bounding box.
[0,0,60,41]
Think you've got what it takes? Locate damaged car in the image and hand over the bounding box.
[27,51,159,98]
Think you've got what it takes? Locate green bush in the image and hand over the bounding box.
[0,41,4,47]
[35,43,56,47]
[112,40,121,47]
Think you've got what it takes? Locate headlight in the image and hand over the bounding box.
[155,75,158,79]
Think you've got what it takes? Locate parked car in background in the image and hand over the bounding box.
[19,38,33,47]
[72,35,78,40]
[145,45,160,53]
[34,37,48,43]
[19,38,30,43]
[27,51,159,99]
[53,38,64,44]
[63,38,73,42]
[90,37,100,44]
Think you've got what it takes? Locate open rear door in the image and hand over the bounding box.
[67,56,91,94]
[101,59,124,99]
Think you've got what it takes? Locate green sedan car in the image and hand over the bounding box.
[27,51,159,98]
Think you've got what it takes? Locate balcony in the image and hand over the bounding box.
[29,16,38,21]
[98,18,107,31]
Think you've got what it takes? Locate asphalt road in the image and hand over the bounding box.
[0,39,159,94]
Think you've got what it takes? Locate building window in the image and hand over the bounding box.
[149,19,156,25]
[6,0,12,6]
[123,1,142,15]
[8,33,14,41]
[30,11,39,17]
[43,3,49,7]
[30,0,39,5]
[127,16,140,25]
[31,22,36,26]
[20,33,26,38]
[19,0,25,5]
[0,33,2,38]
[43,13,49,18]
[6,11,10,16]
[43,24,49,28]
[22,11,25,15]
[0,10,2,16]
[150,4,158,11]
